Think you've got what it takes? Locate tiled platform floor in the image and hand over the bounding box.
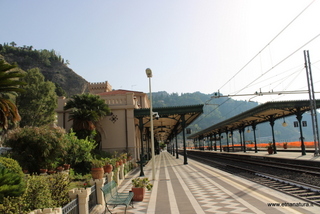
[99,151,319,214]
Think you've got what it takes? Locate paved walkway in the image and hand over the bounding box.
[101,151,320,214]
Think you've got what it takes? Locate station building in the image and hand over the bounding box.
[56,81,150,159]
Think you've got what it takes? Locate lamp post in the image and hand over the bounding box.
[146,68,156,180]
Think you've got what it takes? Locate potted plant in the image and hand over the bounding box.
[103,158,113,174]
[127,152,132,161]
[108,158,117,170]
[63,163,70,170]
[56,166,64,172]
[267,142,273,154]
[131,177,153,201]
[48,162,58,174]
[116,156,123,166]
[91,159,105,179]
[121,153,127,164]
[283,142,288,149]
[39,162,48,174]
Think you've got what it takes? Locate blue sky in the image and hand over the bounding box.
[1,0,320,103]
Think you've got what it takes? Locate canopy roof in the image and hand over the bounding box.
[134,104,204,142]
[188,100,320,139]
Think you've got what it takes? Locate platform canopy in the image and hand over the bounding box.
[134,104,204,142]
[188,100,320,139]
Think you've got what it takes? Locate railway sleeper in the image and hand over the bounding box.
[278,186,301,190]
[289,190,310,194]
[269,184,291,188]
[304,195,320,200]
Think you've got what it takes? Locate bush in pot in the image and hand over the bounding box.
[91,159,105,179]
[103,158,113,173]
[131,177,153,201]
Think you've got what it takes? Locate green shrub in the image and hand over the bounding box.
[48,173,71,206]
[0,157,24,177]
[63,131,96,174]
[63,131,96,166]
[23,175,54,211]
[0,172,72,213]
[0,196,28,214]
[0,165,25,203]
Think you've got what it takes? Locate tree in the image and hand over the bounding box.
[64,93,111,141]
[17,68,57,127]
[5,126,67,173]
[54,83,67,97]
[0,60,25,131]
[9,41,16,47]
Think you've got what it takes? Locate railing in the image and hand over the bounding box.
[62,197,79,214]
[88,184,98,212]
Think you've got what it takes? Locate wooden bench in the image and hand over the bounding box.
[101,180,134,214]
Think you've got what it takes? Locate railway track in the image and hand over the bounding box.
[184,150,320,206]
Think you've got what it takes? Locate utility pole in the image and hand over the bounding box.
[304,50,320,156]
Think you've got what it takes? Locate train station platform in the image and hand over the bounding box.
[203,148,320,163]
[98,151,319,214]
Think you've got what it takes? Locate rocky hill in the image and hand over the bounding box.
[0,43,88,97]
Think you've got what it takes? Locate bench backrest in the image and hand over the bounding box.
[101,180,118,201]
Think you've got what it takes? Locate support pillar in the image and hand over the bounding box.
[181,114,188,165]
[138,117,144,176]
[105,172,114,183]
[242,127,246,153]
[252,123,258,153]
[95,178,106,211]
[239,129,243,148]
[219,131,222,152]
[296,108,306,155]
[226,130,229,152]
[214,134,217,151]
[119,164,124,180]
[175,130,179,159]
[114,168,120,185]
[172,140,175,156]
[269,115,277,154]
[230,130,234,152]
[69,188,91,214]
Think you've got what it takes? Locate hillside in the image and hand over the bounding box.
[0,43,88,96]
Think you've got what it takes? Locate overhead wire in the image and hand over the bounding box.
[234,65,303,91]
[234,32,320,95]
[217,0,316,93]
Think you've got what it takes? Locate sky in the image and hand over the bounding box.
[1,0,320,103]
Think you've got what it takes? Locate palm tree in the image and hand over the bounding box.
[64,93,111,140]
[0,60,25,130]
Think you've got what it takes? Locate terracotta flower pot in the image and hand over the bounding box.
[103,164,113,173]
[63,164,70,170]
[132,187,146,201]
[39,169,48,173]
[91,167,104,179]
[57,166,64,172]
[48,170,56,175]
